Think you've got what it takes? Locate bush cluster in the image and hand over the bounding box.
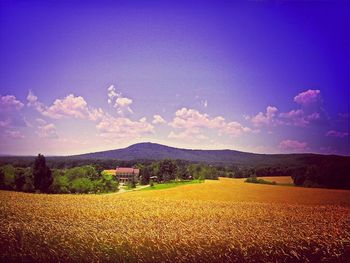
[0,157,118,194]
[245,176,276,185]
[138,160,219,185]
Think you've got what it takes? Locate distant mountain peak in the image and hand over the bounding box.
[71,142,278,165]
[68,141,349,167]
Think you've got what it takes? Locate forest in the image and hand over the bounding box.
[0,155,220,194]
[0,153,349,193]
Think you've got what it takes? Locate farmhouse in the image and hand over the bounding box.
[115,167,139,184]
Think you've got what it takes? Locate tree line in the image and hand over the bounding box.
[0,155,221,194]
[225,162,350,189]
[1,154,349,192]
[0,154,118,194]
[137,159,220,185]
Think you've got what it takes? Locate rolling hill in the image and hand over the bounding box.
[68,142,335,166]
[1,142,349,168]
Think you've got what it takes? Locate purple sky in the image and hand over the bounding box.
[0,1,349,155]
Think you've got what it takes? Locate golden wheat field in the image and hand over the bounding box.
[259,176,294,184]
[1,177,350,262]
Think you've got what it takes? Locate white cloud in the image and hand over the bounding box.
[152,114,166,124]
[170,108,213,129]
[250,89,325,128]
[203,100,208,108]
[139,117,147,123]
[36,118,47,125]
[116,97,133,107]
[250,106,278,127]
[27,90,46,112]
[168,107,252,140]
[107,85,118,100]
[219,121,253,137]
[88,107,104,122]
[42,94,90,119]
[107,85,133,115]
[25,90,154,142]
[279,109,321,127]
[27,91,104,122]
[36,123,58,139]
[294,89,321,106]
[0,95,27,130]
[5,130,24,139]
[0,95,24,111]
[96,114,154,140]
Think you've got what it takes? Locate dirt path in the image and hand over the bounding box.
[116,185,150,194]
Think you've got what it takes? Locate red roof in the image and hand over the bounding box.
[115,167,139,174]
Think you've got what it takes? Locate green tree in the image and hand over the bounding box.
[71,178,94,193]
[100,170,118,192]
[22,168,34,192]
[177,165,189,180]
[140,166,151,185]
[188,164,202,180]
[50,175,70,193]
[14,168,26,191]
[92,164,104,177]
[126,179,136,189]
[159,159,178,182]
[33,154,53,193]
[202,165,219,180]
[0,169,4,189]
[65,165,98,180]
[1,165,16,190]
[150,162,160,181]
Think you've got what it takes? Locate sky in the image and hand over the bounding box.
[0,0,349,156]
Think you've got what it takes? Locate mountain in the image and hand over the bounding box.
[1,142,349,169]
[69,142,325,166]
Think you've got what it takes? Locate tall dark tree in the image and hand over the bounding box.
[159,159,178,181]
[33,154,53,193]
[140,166,151,185]
[177,165,189,180]
[14,170,26,191]
[0,169,4,189]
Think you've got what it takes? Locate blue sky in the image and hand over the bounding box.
[0,1,349,155]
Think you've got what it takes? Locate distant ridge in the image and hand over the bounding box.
[1,142,349,167]
[69,142,327,166]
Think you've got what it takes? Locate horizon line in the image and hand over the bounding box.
[0,141,347,157]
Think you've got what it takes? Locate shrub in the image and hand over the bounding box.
[125,180,136,189]
[101,171,113,181]
[22,180,35,192]
[159,159,178,182]
[245,176,276,185]
[1,165,16,190]
[99,171,118,192]
[71,178,94,193]
[50,175,70,193]
[65,165,98,181]
[14,172,26,191]
[140,166,151,185]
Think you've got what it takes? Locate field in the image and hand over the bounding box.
[140,179,203,191]
[259,176,294,184]
[1,177,350,262]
